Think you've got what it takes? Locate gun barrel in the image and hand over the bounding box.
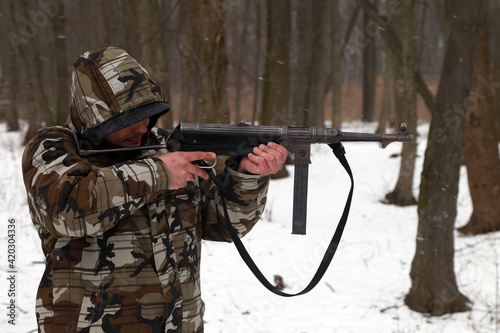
[339,123,414,148]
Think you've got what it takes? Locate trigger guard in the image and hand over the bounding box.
[194,156,219,169]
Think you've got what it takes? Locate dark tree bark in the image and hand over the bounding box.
[330,0,342,127]
[260,0,291,126]
[361,0,377,123]
[457,15,500,235]
[252,0,266,125]
[21,0,54,127]
[432,0,450,38]
[404,0,485,316]
[178,0,195,122]
[292,0,327,127]
[384,0,417,206]
[193,0,229,123]
[0,0,20,131]
[491,0,500,141]
[6,0,40,142]
[232,0,251,123]
[355,0,435,113]
[309,0,328,127]
[375,46,392,134]
[52,2,69,125]
[292,0,311,125]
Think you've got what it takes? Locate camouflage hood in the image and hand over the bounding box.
[66,46,170,147]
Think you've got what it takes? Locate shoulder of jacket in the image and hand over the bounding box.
[34,125,75,140]
[24,125,75,149]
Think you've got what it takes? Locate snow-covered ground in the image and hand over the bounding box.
[0,122,498,333]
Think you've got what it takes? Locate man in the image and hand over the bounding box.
[22,46,287,332]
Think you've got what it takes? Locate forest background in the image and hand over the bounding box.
[0,0,499,317]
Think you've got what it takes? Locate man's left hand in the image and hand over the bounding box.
[237,142,288,175]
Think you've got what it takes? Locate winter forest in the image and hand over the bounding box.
[1,0,500,329]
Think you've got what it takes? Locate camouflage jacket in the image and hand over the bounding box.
[21,47,269,333]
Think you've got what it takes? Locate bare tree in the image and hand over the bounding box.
[355,0,435,113]
[491,0,500,140]
[292,0,327,126]
[6,0,41,142]
[293,0,312,125]
[309,0,328,127]
[252,0,266,125]
[405,0,485,315]
[330,0,342,127]
[0,0,19,131]
[375,46,392,133]
[51,2,69,125]
[178,0,195,122]
[384,0,418,206]
[458,15,500,235]
[361,0,377,122]
[230,0,251,123]
[260,0,291,126]
[432,0,450,38]
[193,0,230,123]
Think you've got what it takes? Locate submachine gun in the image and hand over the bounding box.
[78,122,414,296]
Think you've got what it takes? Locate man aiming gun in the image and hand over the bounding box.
[22,46,287,332]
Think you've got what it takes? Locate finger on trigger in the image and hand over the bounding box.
[193,168,209,180]
[186,163,201,178]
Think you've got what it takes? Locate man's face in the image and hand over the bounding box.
[104,118,150,147]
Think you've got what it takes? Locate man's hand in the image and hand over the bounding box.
[238,142,288,175]
[158,151,216,190]
[157,143,288,190]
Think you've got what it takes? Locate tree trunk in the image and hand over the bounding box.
[252,0,266,125]
[432,0,450,38]
[310,0,327,127]
[361,1,377,123]
[194,0,229,123]
[258,0,291,179]
[1,0,19,131]
[291,0,326,127]
[404,0,484,316]
[5,0,39,142]
[149,0,172,129]
[52,2,69,125]
[355,0,435,113]
[260,0,291,126]
[293,0,312,126]
[376,47,392,133]
[178,0,194,122]
[491,0,500,141]
[384,0,417,206]
[330,0,342,127]
[457,15,500,235]
[233,0,251,123]
[21,0,54,127]
[392,63,403,129]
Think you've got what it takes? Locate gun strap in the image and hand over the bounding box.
[210,142,353,297]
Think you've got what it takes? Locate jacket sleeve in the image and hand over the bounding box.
[22,127,170,239]
[200,159,270,242]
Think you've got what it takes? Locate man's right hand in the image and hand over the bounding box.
[157,151,217,190]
